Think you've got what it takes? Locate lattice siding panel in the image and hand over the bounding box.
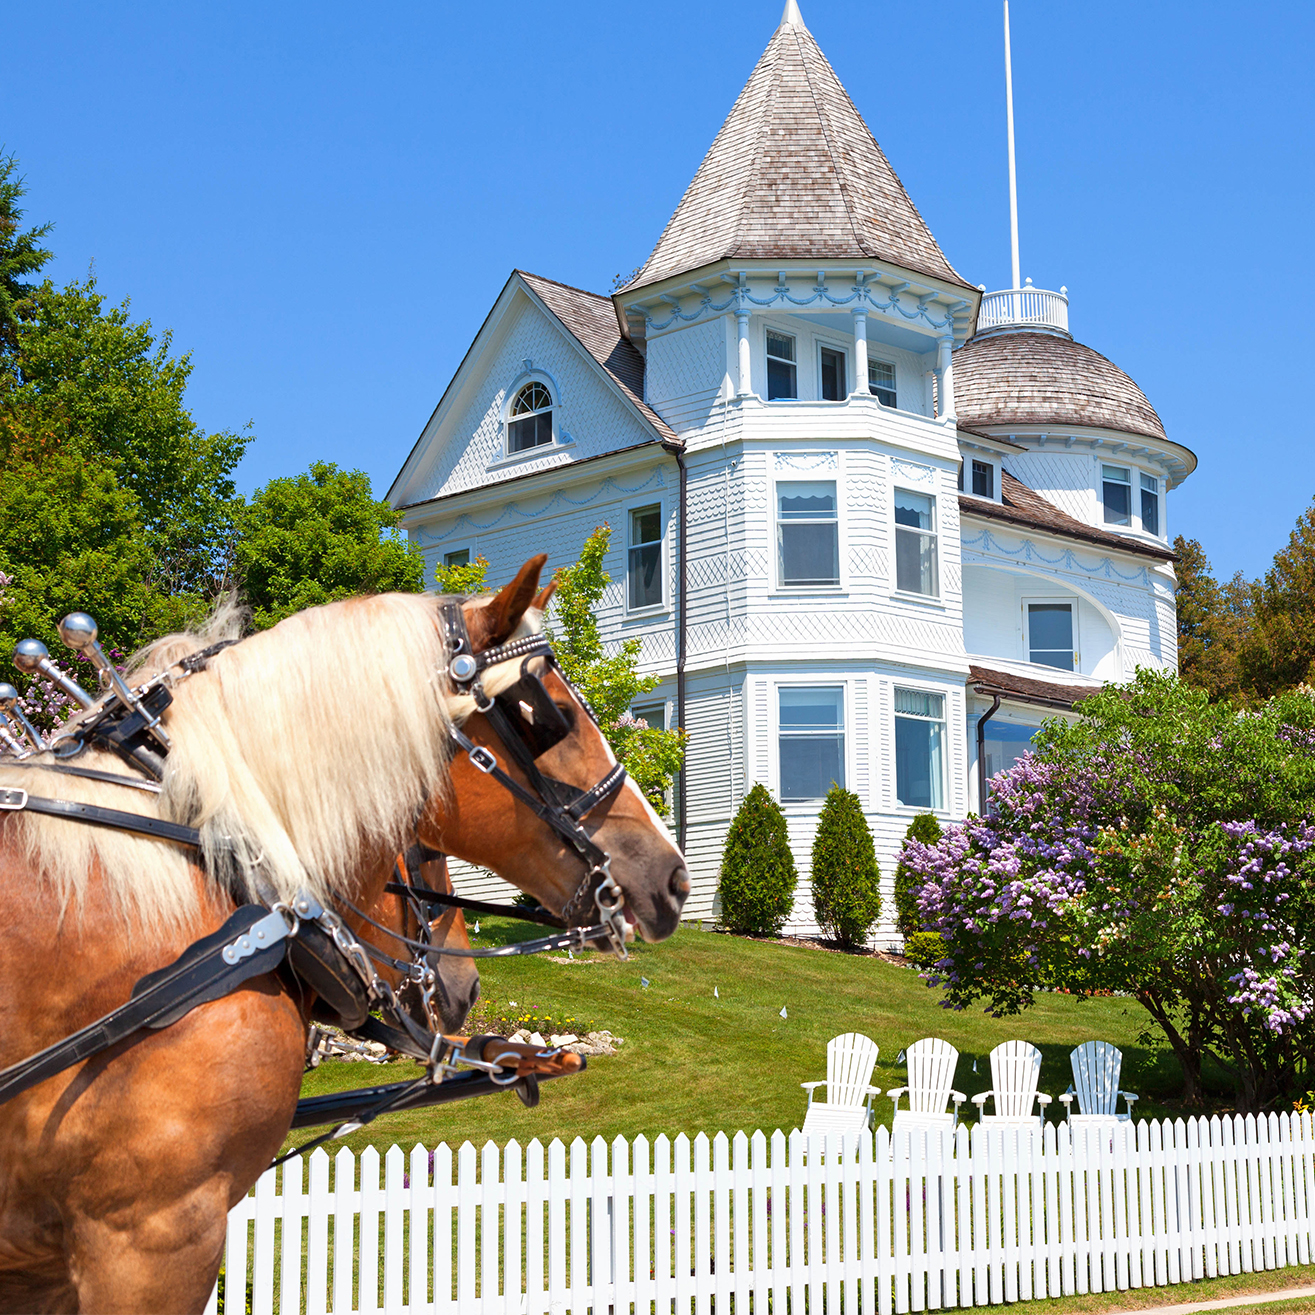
[1004,451,1098,525]
[645,319,727,429]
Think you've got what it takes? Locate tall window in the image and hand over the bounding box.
[443,549,470,568]
[895,687,944,809]
[971,460,994,498]
[1027,602,1075,671]
[779,687,845,801]
[627,504,664,609]
[894,489,938,596]
[508,382,553,453]
[868,359,897,407]
[1140,473,1160,536]
[820,346,846,401]
[766,331,797,400]
[1102,464,1131,526]
[982,721,1037,782]
[777,481,839,587]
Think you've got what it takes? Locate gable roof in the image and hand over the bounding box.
[622,8,971,294]
[517,272,676,443]
[960,471,1177,562]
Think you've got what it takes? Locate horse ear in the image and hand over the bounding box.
[532,580,558,613]
[472,554,547,648]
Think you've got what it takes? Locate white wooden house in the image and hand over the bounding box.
[387,2,1196,941]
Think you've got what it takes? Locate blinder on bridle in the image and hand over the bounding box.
[438,599,631,957]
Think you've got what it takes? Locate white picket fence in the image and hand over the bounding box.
[208,1112,1315,1315]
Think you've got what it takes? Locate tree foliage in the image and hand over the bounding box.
[1236,505,1315,699]
[234,462,425,629]
[717,783,797,936]
[545,524,685,815]
[1173,535,1249,702]
[901,669,1315,1112]
[0,151,53,353]
[810,784,881,948]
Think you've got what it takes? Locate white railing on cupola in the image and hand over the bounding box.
[979,279,1070,336]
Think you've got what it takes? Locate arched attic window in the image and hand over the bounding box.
[507,381,554,453]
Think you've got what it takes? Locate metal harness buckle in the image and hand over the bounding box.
[0,788,28,811]
[467,745,497,774]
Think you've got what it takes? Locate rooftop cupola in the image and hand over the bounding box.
[976,278,1070,339]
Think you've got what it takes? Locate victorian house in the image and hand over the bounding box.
[387,1,1195,940]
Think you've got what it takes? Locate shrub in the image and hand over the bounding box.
[810,784,882,948]
[894,812,942,937]
[903,930,947,970]
[717,783,798,935]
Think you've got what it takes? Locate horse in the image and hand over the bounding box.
[0,555,688,1313]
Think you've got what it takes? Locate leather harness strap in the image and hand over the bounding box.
[0,787,204,851]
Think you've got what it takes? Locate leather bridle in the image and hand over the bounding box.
[435,599,632,955]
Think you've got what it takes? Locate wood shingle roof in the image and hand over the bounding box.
[622,10,971,294]
[954,331,1168,443]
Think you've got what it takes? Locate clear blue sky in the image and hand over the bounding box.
[4,1,1312,582]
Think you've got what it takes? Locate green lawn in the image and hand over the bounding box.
[283,918,1232,1159]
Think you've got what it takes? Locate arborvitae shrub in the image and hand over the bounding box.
[717,783,798,935]
[894,812,942,937]
[810,784,882,948]
[903,930,948,971]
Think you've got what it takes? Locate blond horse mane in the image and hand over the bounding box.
[0,592,540,932]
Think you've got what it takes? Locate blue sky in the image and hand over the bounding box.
[4,1,1312,581]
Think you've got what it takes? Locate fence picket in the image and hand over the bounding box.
[504,1139,523,1315]
[590,1137,612,1315]
[674,1133,693,1315]
[612,1134,632,1315]
[633,1135,653,1315]
[433,1142,453,1315]
[654,1134,673,1315]
[382,1147,405,1315]
[526,1139,546,1315]
[712,1132,730,1315]
[281,1157,306,1315]
[731,1131,751,1315]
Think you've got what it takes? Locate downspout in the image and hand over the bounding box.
[975,692,1002,816]
[662,438,688,851]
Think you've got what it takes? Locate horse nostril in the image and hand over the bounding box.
[669,866,691,902]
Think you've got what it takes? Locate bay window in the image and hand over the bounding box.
[820,346,846,401]
[894,489,938,596]
[766,331,797,400]
[779,686,845,801]
[868,358,896,407]
[1027,602,1075,671]
[1102,465,1131,526]
[777,481,839,587]
[895,687,945,809]
[1140,473,1160,536]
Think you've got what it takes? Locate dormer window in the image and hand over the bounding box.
[766,331,797,400]
[508,382,554,453]
[1102,465,1132,526]
[970,460,995,499]
[1140,473,1160,536]
[868,359,897,407]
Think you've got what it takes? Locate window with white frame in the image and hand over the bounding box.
[820,346,846,401]
[1140,473,1160,536]
[970,459,995,499]
[507,382,554,453]
[443,548,470,568]
[982,721,1038,782]
[868,358,897,407]
[777,480,839,587]
[766,330,797,400]
[627,504,664,609]
[779,686,845,801]
[1027,602,1075,671]
[1102,464,1131,526]
[630,701,666,732]
[893,488,938,596]
[895,687,945,809]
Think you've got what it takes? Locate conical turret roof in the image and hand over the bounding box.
[623,5,971,294]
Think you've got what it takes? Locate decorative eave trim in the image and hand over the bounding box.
[966,421,1199,486]
[960,496,1177,565]
[613,259,981,347]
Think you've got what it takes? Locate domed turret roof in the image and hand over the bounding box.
[954,331,1167,443]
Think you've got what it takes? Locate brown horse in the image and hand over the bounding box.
[0,556,687,1313]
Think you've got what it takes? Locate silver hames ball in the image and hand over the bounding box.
[58,612,98,651]
[0,683,16,711]
[12,639,49,674]
[450,653,478,682]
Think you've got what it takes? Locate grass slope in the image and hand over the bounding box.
[287,919,1204,1159]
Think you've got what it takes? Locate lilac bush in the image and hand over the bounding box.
[900,669,1315,1112]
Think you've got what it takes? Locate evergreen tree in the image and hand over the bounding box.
[546,524,685,815]
[1173,535,1248,701]
[894,812,942,936]
[717,783,797,935]
[810,784,881,948]
[0,151,53,353]
[234,461,425,629]
[1238,503,1315,698]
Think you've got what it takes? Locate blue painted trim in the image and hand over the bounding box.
[961,529,1155,585]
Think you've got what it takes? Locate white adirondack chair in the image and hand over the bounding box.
[970,1040,1052,1127]
[1059,1040,1139,1125]
[800,1032,880,1139]
[887,1037,966,1132]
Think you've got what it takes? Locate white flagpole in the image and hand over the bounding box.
[1004,0,1021,291]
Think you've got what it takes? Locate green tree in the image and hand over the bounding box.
[234,461,425,629]
[810,784,882,948]
[893,812,941,936]
[432,554,491,596]
[545,524,685,814]
[717,783,798,936]
[1173,534,1248,701]
[1238,502,1315,698]
[0,152,53,353]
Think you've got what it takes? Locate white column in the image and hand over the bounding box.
[937,336,956,421]
[736,311,752,397]
[851,309,869,396]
